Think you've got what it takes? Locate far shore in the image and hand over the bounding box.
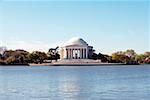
[29,62,141,66]
[0,62,143,67]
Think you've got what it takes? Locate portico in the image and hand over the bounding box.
[65,48,87,59]
[59,37,93,59]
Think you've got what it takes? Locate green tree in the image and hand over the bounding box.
[135,54,145,63]
[111,52,130,63]
[29,51,48,63]
[112,51,123,63]
[124,49,136,61]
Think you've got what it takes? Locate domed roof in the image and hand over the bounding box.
[63,37,88,47]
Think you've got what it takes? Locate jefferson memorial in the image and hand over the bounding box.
[59,37,93,59]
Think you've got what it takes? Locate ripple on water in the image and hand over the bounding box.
[0,65,150,100]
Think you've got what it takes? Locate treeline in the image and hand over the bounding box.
[91,49,150,64]
[0,49,149,65]
[0,49,60,65]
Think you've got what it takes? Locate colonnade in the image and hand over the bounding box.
[66,48,88,59]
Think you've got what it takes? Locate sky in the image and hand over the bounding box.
[0,0,149,54]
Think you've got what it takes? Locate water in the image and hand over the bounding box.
[0,65,149,100]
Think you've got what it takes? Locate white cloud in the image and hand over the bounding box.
[2,40,64,52]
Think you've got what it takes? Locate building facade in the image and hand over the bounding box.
[59,37,93,59]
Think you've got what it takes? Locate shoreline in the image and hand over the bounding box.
[0,62,143,67]
[0,63,29,66]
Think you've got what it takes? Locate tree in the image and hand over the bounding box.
[124,49,136,61]
[14,50,30,63]
[47,47,60,61]
[143,52,150,64]
[5,56,16,64]
[1,49,30,64]
[135,54,145,63]
[3,50,15,58]
[112,53,122,63]
[144,52,150,57]
[97,53,112,62]
[111,52,130,63]
[28,51,48,63]
[91,53,98,60]
[90,52,112,62]
[111,49,140,64]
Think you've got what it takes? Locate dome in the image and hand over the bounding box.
[63,37,88,47]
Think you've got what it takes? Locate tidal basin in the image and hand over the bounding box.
[0,65,150,100]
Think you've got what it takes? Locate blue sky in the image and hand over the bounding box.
[0,0,149,54]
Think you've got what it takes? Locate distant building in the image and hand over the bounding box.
[0,46,7,54]
[59,37,94,59]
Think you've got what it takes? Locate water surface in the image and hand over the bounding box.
[0,65,150,100]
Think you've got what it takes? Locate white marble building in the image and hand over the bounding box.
[59,37,93,59]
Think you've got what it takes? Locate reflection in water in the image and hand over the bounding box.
[60,82,79,93]
[57,72,81,100]
[58,82,80,100]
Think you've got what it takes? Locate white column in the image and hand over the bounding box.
[75,49,77,59]
[86,48,88,59]
[72,49,73,59]
[80,49,82,59]
[66,49,68,59]
[81,49,83,59]
[83,49,85,59]
[68,49,70,59]
[71,49,73,59]
[64,48,66,59]
[85,49,86,59]
[78,49,80,59]
[77,49,78,59]
[68,49,69,59]
[73,48,74,59]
